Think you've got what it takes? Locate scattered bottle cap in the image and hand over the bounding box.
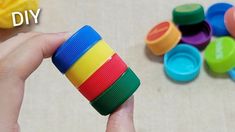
[145,21,181,56]
[173,3,205,25]
[179,21,212,49]
[206,3,233,36]
[205,37,235,74]
[225,7,235,38]
[228,68,235,80]
[164,44,202,82]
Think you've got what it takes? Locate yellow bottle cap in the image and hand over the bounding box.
[145,21,182,56]
[65,40,115,87]
[0,0,38,28]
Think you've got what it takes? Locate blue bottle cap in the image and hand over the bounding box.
[206,3,233,36]
[228,68,235,80]
[164,44,202,82]
[52,25,102,73]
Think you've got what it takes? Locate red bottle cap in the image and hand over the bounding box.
[79,54,128,101]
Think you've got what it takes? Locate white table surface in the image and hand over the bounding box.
[1,0,235,132]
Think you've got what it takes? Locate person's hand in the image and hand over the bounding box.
[0,32,135,132]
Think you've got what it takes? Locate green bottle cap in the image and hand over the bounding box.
[173,3,205,25]
[90,68,140,116]
[205,37,235,73]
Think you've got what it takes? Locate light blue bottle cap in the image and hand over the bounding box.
[206,3,233,36]
[164,44,202,82]
[228,68,235,80]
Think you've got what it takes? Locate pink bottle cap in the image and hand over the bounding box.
[225,7,235,38]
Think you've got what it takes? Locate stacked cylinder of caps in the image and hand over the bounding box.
[145,2,235,82]
[0,0,38,28]
[52,26,140,115]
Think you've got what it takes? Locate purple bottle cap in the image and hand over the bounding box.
[179,21,212,50]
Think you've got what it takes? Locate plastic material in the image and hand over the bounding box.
[225,7,235,38]
[65,40,115,87]
[0,0,38,28]
[91,68,140,115]
[205,37,235,73]
[52,25,102,73]
[164,44,202,82]
[173,3,205,25]
[52,25,141,116]
[145,21,181,55]
[79,54,128,101]
[228,68,235,80]
[206,3,233,36]
[179,21,212,49]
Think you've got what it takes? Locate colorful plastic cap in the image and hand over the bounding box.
[179,21,212,49]
[91,68,140,115]
[173,3,205,25]
[228,68,235,80]
[145,21,181,56]
[225,7,235,38]
[65,40,115,87]
[79,54,128,101]
[52,25,102,73]
[205,37,235,73]
[206,3,233,36]
[164,44,202,82]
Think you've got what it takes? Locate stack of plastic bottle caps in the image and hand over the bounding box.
[145,2,235,82]
[52,26,140,115]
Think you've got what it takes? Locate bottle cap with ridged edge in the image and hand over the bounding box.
[173,3,205,25]
[52,25,102,73]
[205,37,235,74]
[228,68,235,80]
[206,3,233,36]
[164,44,202,82]
[65,40,115,87]
[225,7,235,38]
[91,68,140,116]
[145,21,181,56]
[79,54,128,101]
[179,21,212,49]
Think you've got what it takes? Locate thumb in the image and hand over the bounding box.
[106,96,135,132]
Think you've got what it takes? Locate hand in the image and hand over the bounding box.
[0,32,135,132]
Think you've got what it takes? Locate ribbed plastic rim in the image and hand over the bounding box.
[79,54,128,101]
[52,25,102,73]
[90,68,140,116]
[173,3,205,25]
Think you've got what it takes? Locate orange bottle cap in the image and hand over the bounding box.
[145,21,182,56]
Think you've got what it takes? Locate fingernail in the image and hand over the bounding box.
[57,32,70,40]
